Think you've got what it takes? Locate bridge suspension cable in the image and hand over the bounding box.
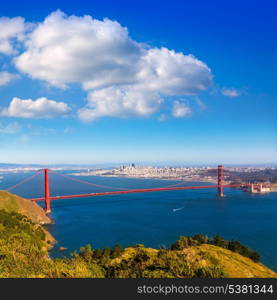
[164,180,199,188]
[49,170,131,190]
[49,170,193,191]
[6,170,43,191]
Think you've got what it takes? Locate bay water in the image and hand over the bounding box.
[1,171,276,271]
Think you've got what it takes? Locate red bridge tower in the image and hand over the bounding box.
[217,165,224,197]
[44,168,51,213]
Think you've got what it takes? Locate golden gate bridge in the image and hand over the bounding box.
[6,165,246,214]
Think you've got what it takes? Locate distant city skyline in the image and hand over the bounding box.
[0,0,276,164]
[1,161,277,169]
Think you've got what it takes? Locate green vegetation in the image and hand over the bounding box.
[0,209,104,278]
[0,210,50,277]
[0,209,276,278]
[171,234,261,263]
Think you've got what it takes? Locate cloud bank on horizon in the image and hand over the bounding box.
[0,10,236,121]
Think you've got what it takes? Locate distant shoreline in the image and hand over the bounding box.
[71,172,219,184]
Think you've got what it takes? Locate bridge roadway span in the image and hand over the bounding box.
[30,183,243,202]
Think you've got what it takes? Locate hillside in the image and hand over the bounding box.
[0,191,276,278]
[0,190,51,225]
[0,209,276,278]
[187,244,277,278]
[99,244,276,278]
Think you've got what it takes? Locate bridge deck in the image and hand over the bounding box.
[30,183,243,201]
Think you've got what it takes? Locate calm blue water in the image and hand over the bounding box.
[1,171,277,271]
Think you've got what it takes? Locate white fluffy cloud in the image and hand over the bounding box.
[15,11,212,92]
[15,11,142,89]
[172,100,191,118]
[0,17,26,55]
[137,48,212,95]
[221,88,240,98]
[12,10,213,120]
[78,86,162,122]
[1,97,70,119]
[0,71,18,86]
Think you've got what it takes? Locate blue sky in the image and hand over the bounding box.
[0,0,276,165]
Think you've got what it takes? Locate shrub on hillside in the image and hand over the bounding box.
[170,234,261,263]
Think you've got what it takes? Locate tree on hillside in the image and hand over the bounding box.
[112,244,122,258]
